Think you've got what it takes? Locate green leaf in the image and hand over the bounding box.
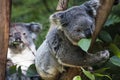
[73,76,82,80]
[8,65,17,75]
[26,64,38,77]
[105,15,120,26]
[18,66,22,77]
[94,68,110,73]
[109,43,120,58]
[81,67,95,80]
[113,35,120,47]
[99,30,112,43]
[78,38,91,52]
[110,56,120,67]
[94,73,112,80]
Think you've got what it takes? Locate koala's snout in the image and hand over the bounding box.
[84,28,92,38]
[14,32,22,42]
[50,12,64,21]
[53,13,63,19]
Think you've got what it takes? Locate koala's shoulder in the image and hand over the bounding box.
[46,26,59,41]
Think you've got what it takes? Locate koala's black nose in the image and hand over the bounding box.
[58,13,64,18]
[14,32,21,42]
[52,13,64,19]
[15,38,21,42]
[84,28,92,38]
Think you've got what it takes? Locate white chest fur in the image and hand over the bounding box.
[7,45,36,74]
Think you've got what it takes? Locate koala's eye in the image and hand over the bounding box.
[76,29,81,32]
[23,33,26,35]
[80,24,83,27]
[90,25,93,30]
[60,14,64,18]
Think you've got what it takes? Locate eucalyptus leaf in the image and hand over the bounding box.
[18,66,22,77]
[105,15,120,26]
[109,43,120,58]
[99,30,112,43]
[73,76,82,80]
[78,38,91,52]
[81,67,95,80]
[113,34,120,47]
[26,64,38,77]
[94,68,110,73]
[8,65,17,75]
[94,73,112,80]
[110,56,120,67]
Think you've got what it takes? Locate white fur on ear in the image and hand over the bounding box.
[25,22,42,33]
[89,0,100,16]
[30,22,42,32]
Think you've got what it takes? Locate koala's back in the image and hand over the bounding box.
[35,28,64,80]
[35,27,89,80]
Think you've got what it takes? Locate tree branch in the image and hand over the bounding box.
[88,0,115,52]
[56,0,69,11]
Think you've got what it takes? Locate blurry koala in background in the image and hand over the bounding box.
[6,22,42,80]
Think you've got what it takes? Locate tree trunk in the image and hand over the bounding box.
[88,0,115,52]
[56,0,115,80]
[0,0,11,80]
[56,0,69,11]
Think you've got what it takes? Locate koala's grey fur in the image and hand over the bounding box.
[6,22,42,80]
[35,0,109,80]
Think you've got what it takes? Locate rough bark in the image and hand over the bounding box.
[56,0,115,80]
[56,0,69,11]
[0,0,11,80]
[88,0,115,52]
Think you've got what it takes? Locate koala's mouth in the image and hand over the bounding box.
[50,14,61,25]
[51,18,61,25]
[9,41,24,49]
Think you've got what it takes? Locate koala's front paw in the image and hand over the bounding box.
[99,50,109,60]
[94,50,110,65]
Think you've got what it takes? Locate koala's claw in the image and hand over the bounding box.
[102,50,109,59]
[91,50,110,65]
[99,50,110,60]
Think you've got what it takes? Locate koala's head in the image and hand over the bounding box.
[50,0,100,45]
[9,22,42,50]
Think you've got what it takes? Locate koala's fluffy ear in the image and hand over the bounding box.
[84,0,100,17]
[25,22,42,33]
[25,22,42,41]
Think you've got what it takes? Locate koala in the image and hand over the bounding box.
[35,0,109,80]
[6,22,42,80]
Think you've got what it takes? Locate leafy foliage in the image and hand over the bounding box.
[81,67,95,80]
[26,64,38,77]
[105,15,120,27]
[8,65,17,75]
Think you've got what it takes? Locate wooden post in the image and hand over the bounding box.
[0,0,11,80]
[88,0,115,52]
